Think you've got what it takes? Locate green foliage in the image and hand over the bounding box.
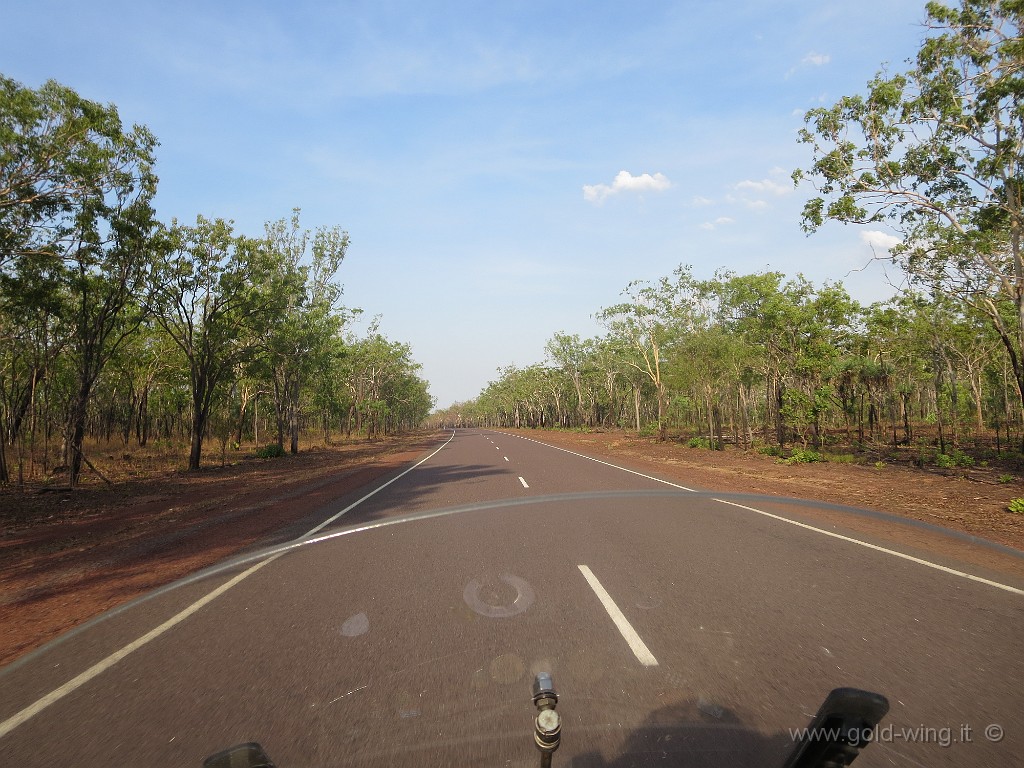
[686,437,711,449]
[822,452,856,464]
[1007,498,1024,514]
[638,421,660,437]
[794,0,1024,415]
[0,74,160,485]
[778,448,824,465]
[935,449,975,468]
[999,474,1014,484]
[758,445,783,457]
[255,444,287,459]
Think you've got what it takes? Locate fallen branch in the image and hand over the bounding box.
[79,452,113,486]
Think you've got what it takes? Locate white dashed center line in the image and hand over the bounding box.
[578,564,658,667]
[518,476,529,488]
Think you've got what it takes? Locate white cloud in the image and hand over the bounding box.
[691,195,714,206]
[860,230,902,251]
[583,170,672,204]
[700,216,735,231]
[786,51,832,79]
[735,178,791,197]
[802,51,831,67]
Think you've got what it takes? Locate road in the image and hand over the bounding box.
[1,428,1022,767]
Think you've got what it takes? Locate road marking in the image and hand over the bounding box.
[714,499,1024,597]
[0,430,459,738]
[504,432,695,491]
[305,430,457,536]
[0,555,279,740]
[578,565,658,666]
[519,476,530,488]
[504,457,509,462]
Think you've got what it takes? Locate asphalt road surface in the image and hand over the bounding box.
[2,428,1022,767]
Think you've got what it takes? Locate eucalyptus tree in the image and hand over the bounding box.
[0,75,155,267]
[596,267,704,440]
[340,329,430,437]
[1,75,160,485]
[260,210,350,453]
[795,0,1024,408]
[545,332,595,427]
[150,216,291,470]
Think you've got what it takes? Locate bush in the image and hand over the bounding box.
[778,448,824,465]
[1008,498,1024,514]
[999,474,1014,484]
[758,444,783,457]
[255,443,287,459]
[638,422,659,437]
[687,437,711,449]
[935,449,974,469]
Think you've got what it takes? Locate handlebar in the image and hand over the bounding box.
[203,674,889,768]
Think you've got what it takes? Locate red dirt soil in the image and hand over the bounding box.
[0,434,440,667]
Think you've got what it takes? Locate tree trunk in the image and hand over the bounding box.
[657,385,667,442]
[0,433,7,486]
[137,384,150,447]
[235,386,250,446]
[633,386,641,432]
[188,374,213,471]
[68,375,93,487]
[775,377,786,447]
[273,376,286,450]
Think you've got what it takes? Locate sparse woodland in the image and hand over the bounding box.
[0,77,432,487]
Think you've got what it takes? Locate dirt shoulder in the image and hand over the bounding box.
[498,427,1024,562]
[0,433,442,667]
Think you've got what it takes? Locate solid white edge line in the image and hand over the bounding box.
[0,556,279,740]
[578,565,658,666]
[504,431,695,492]
[506,430,1022,597]
[304,429,457,536]
[0,429,458,739]
[519,476,529,488]
[713,498,1024,597]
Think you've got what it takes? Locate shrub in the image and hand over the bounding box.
[758,445,783,458]
[638,422,659,437]
[778,448,823,465]
[687,437,711,449]
[936,449,974,469]
[1008,498,1024,514]
[999,474,1014,484]
[255,443,287,459]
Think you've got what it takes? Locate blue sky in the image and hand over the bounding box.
[5,0,928,407]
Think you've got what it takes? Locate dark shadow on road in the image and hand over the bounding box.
[566,697,812,767]
[262,460,510,544]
